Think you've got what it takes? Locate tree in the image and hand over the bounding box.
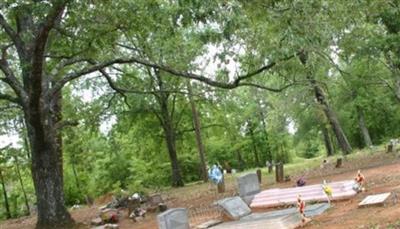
[187,81,208,182]
[0,1,356,227]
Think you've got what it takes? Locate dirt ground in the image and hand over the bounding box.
[2,151,400,229]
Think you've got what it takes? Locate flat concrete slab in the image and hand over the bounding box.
[210,213,308,229]
[196,220,223,229]
[359,193,391,207]
[251,180,357,209]
[241,203,330,221]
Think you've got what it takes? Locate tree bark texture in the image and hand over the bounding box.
[321,124,334,156]
[313,83,352,154]
[248,121,261,167]
[24,90,73,228]
[14,156,30,215]
[187,81,208,182]
[156,75,184,187]
[299,51,352,154]
[356,105,372,147]
[0,169,11,219]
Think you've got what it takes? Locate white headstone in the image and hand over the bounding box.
[157,208,190,229]
[359,193,391,207]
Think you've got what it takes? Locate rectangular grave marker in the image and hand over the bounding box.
[237,173,260,197]
[158,208,190,229]
[216,196,251,220]
[359,192,391,207]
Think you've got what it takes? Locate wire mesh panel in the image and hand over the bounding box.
[188,204,223,228]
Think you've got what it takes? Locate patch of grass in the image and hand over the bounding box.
[387,219,400,229]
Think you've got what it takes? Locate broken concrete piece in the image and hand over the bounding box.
[104,224,119,229]
[159,203,168,212]
[100,209,119,223]
[196,219,223,229]
[359,192,391,207]
[91,217,103,226]
[216,196,251,220]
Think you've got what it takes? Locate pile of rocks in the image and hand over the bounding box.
[92,192,167,228]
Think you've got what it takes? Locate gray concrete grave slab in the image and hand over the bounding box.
[157,208,189,229]
[359,192,391,207]
[241,203,330,221]
[216,197,251,220]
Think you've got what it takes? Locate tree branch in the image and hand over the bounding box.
[177,124,224,135]
[31,0,69,101]
[0,12,26,58]
[55,120,79,130]
[0,49,26,102]
[52,51,301,95]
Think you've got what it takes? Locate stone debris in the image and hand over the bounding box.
[91,217,103,226]
[100,208,119,224]
[196,219,223,229]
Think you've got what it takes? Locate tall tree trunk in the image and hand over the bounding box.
[161,118,184,187]
[299,52,352,154]
[258,109,272,161]
[187,81,208,182]
[252,88,272,162]
[313,83,352,154]
[237,150,245,171]
[159,93,184,187]
[356,105,372,147]
[71,156,81,192]
[21,118,31,159]
[248,121,261,167]
[0,169,11,219]
[321,124,334,156]
[24,88,73,228]
[14,155,30,215]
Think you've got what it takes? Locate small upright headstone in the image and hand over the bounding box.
[216,196,251,220]
[158,208,190,229]
[237,173,261,197]
[275,163,284,182]
[388,143,394,153]
[217,176,225,193]
[335,158,343,168]
[256,169,262,184]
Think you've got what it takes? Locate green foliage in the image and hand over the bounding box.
[2,0,400,221]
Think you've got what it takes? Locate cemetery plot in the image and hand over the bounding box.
[358,192,391,207]
[250,180,357,209]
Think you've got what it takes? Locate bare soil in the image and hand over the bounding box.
[2,151,400,229]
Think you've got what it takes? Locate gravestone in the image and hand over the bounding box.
[237,173,260,202]
[335,158,343,168]
[218,175,225,193]
[275,163,284,182]
[149,194,163,205]
[216,197,251,220]
[388,143,394,153]
[157,208,190,229]
[256,169,262,184]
